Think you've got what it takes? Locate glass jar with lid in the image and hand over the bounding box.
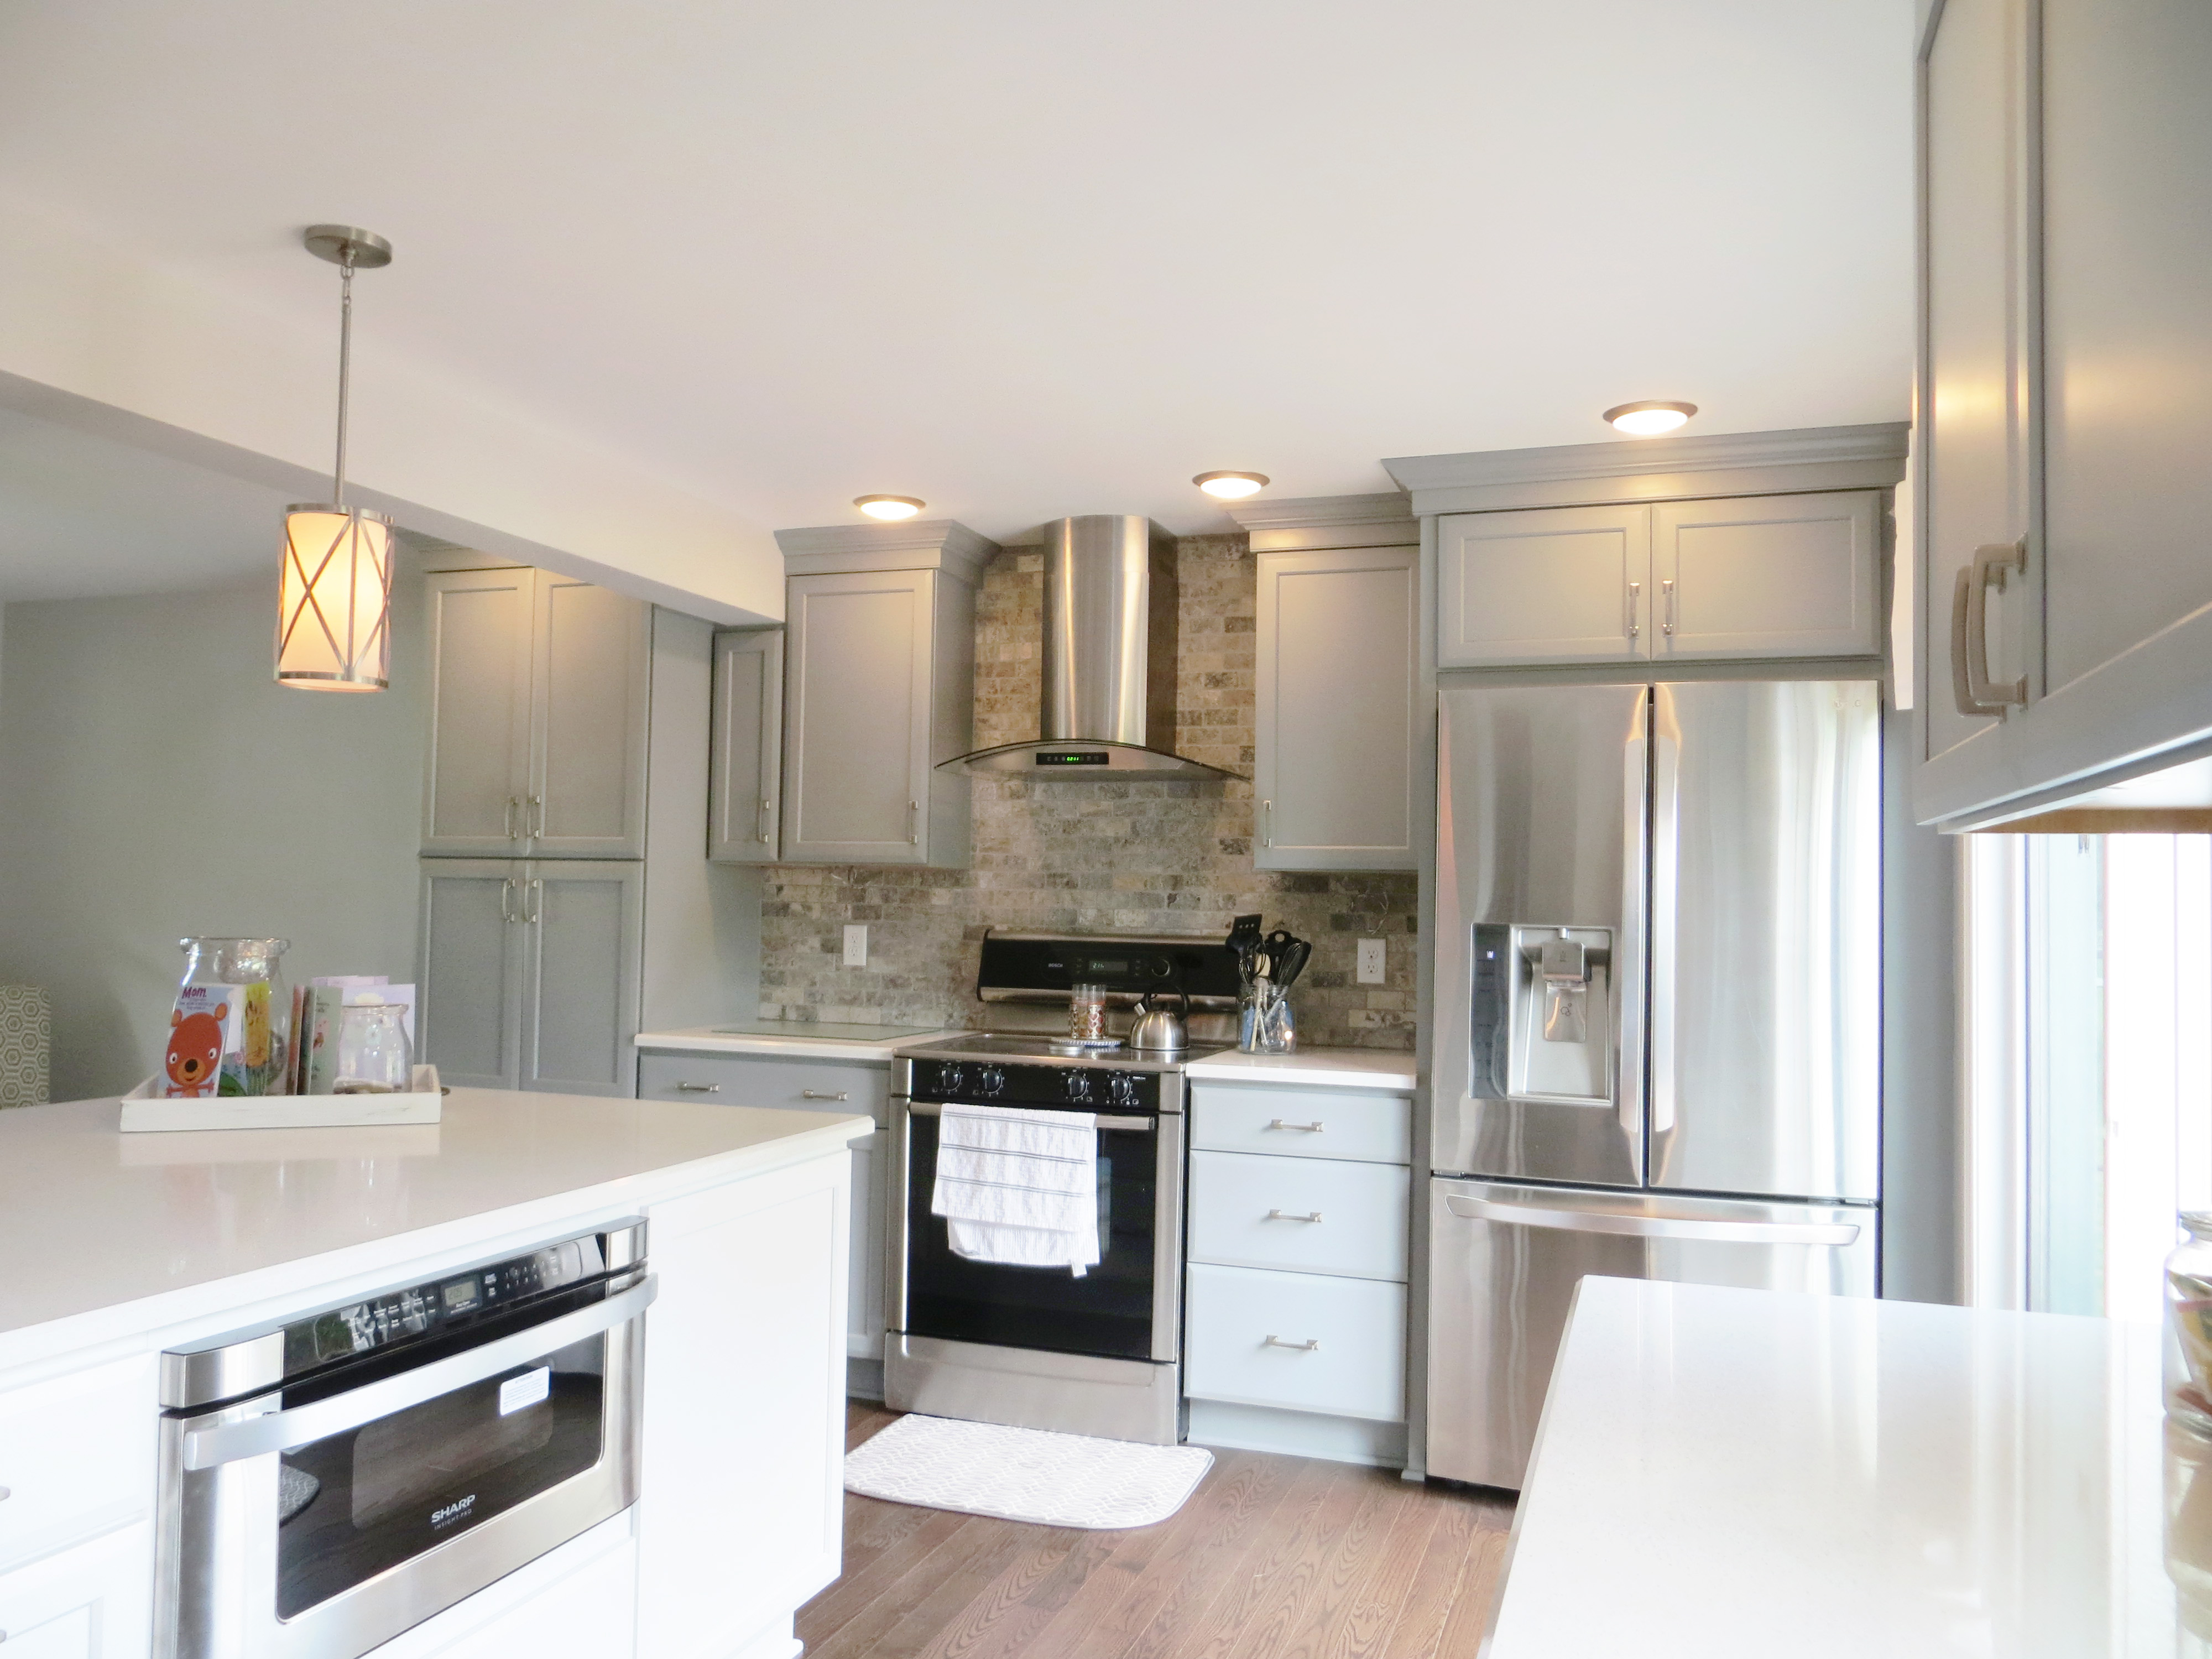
[167,937,291,1097]
[2167,1212,2212,1431]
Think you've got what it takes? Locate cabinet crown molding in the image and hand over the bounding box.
[1385,422,1909,517]
[775,519,999,583]
[1227,492,1417,552]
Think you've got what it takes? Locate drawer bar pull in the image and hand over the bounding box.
[1262,1335,1321,1353]
[674,1082,721,1093]
[1267,1119,1325,1133]
[802,1089,851,1102]
[1265,1209,1324,1223]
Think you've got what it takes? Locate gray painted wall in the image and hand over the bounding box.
[0,561,427,1100]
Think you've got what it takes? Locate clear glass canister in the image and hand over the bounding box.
[2167,1212,2212,1431]
[1068,983,1108,1043]
[335,1002,413,1094]
[167,937,291,1098]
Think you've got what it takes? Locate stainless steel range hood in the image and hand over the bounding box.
[943,514,1234,781]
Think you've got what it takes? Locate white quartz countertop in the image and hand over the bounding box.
[1181,1047,1417,1090]
[0,1088,870,1350]
[1490,1276,2187,1657]
[634,1025,947,1061]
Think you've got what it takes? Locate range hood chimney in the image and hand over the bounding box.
[945,514,1233,780]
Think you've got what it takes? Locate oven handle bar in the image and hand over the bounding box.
[181,1275,659,1471]
[905,1100,1154,1132]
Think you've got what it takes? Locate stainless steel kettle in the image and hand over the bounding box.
[1129,987,1189,1053]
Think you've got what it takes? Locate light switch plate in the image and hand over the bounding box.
[1357,938,1386,984]
[843,924,868,967]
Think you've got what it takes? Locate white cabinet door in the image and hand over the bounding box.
[0,1524,152,1659]
[635,1156,848,1659]
[421,570,534,857]
[519,860,644,1098]
[1438,504,1651,666]
[781,571,933,863]
[418,860,528,1090]
[708,629,784,864]
[848,1127,887,1362]
[1254,546,1418,871]
[1652,492,1882,660]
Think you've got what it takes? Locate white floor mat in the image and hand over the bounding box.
[844,1413,1214,1530]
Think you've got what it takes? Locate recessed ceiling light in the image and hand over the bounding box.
[854,494,926,520]
[1193,471,1270,500]
[1603,401,1698,437]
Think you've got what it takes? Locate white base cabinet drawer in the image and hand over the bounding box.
[1189,1086,1411,1165]
[0,1355,155,1572]
[1189,1152,1408,1282]
[637,1054,890,1124]
[0,1522,152,1659]
[1185,1264,1406,1423]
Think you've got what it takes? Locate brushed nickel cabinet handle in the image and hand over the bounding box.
[529,794,546,838]
[1660,577,1676,637]
[1265,1209,1324,1223]
[503,796,520,839]
[1626,579,1641,640]
[674,1082,721,1093]
[759,796,774,844]
[908,799,920,845]
[525,878,542,925]
[1266,1118,1324,1133]
[801,1089,851,1101]
[1963,539,2029,711]
[1262,1335,1321,1353]
[1262,799,1273,848]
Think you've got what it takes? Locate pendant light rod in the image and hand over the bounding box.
[301,225,393,508]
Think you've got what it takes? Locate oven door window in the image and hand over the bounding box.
[275,1334,606,1619]
[905,1112,1159,1360]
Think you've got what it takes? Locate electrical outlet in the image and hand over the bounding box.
[843,924,868,967]
[1357,938,1386,984]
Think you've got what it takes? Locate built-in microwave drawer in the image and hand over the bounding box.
[1184,1264,1406,1423]
[1188,1085,1412,1166]
[637,1054,889,1125]
[1188,1151,1408,1282]
[0,1353,156,1571]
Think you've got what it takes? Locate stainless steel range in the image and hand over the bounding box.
[884,929,1238,1445]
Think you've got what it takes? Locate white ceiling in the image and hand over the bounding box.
[0,0,1913,567]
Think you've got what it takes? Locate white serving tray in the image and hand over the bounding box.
[120,1066,444,1133]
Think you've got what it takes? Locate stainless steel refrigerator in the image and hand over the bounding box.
[1427,680,1882,1490]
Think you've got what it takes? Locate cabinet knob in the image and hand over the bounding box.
[673,1082,721,1093]
[1262,1335,1321,1353]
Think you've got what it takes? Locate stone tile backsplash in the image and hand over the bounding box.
[758,534,1418,1049]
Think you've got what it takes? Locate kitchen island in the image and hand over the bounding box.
[0,1086,871,1659]
[1487,1276,2187,1657]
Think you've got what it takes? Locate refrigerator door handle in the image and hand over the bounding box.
[1617,693,1649,1139]
[1649,695,1681,1138]
[1444,1194,1860,1248]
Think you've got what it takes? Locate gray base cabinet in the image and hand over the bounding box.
[1254,545,1419,872]
[419,858,643,1097]
[421,566,650,859]
[708,628,784,863]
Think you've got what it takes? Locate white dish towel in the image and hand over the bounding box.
[930,1103,1100,1277]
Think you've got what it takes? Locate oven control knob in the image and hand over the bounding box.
[1061,1068,1093,1103]
[940,1063,968,1097]
[978,1066,1006,1097]
[1108,1072,1140,1108]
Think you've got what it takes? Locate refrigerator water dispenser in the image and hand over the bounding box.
[1469,923,1613,1107]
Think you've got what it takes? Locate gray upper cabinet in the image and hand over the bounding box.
[708,628,784,863]
[1916,0,2212,826]
[779,566,974,866]
[1439,493,1881,671]
[1255,544,1419,871]
[1439,504,1648,667]
[421,566,650,859]
[1652,492,1881,661]
[418,858,526,1089]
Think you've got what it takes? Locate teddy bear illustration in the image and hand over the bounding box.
[165,1006,227,1098]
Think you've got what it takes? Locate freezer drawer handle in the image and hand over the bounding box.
[1265,1209,1324,1224]
[1266,1118,1324,1133]
[1445,1194,1860,1248]
[1262,1335,1321,1353]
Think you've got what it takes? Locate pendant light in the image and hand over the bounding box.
[277,225,395,692]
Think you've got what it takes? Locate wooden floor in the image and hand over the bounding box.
[798,1405,1517,1659]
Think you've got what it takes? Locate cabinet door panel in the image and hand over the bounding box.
[1438,505,1650,666]
[782,573,929,862]
[421,571,533,856]
[418,860,525,1089]
[1255,547,1418,870]
[520,861,643,1097]
[1917,0,2032,782]
[708,629,784,863]
[1653,492,1881,660]
[2042,0,2212,698]
[849,1129,886,1361]
[531,577,650,859]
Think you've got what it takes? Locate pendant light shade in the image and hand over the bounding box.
[277,504,394,690]
[279,224,394,692]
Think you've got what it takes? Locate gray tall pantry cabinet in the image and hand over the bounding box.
[417,561,652,1096]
